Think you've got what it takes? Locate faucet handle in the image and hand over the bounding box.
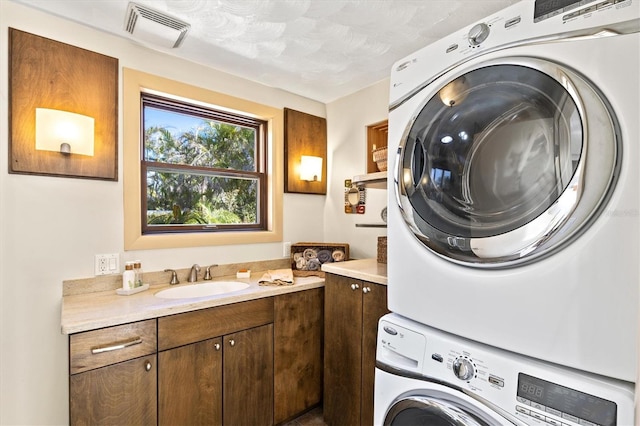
[164,269,180,285]
[204,264,219,280]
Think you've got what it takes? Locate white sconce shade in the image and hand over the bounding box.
[300,155,323,182]
[35,108,95,156]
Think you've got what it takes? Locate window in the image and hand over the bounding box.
[123,68,283,250]
[141,94,267,234]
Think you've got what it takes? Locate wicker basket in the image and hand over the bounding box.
[372,146,388,172]
[377,236,387,264]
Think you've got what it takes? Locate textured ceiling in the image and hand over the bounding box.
[12,0,519,103]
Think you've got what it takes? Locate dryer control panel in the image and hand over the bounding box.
[376,314,635,426]
[389,0,638,107]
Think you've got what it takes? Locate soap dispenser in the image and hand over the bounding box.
[122,262,135,290]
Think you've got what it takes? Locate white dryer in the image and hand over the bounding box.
[374,314,635,426]
[386,0,640,381]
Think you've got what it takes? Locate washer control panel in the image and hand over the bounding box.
[376,315,634,426]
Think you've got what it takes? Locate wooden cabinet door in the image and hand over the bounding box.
[324,274,363,426]
[361,282,389,426]
[70,355,157,426]
[158,337,222,425]
[224,324,274,426]
[274,288,324,424]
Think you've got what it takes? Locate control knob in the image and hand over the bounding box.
[468,23,490,46]
[453,357,475,381]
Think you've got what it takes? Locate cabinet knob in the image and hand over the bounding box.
[214,343,221,351]
[363,287,371,294]
[350,283,360,291]
[229,339,236,347]
[145,361,152,372]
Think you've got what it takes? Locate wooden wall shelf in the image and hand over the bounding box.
[352,171,386,189]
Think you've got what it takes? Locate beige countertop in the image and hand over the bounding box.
[61,275,324,335]
[62,258,386,335]
[321,258,387,285]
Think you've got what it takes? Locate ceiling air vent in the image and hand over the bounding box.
[124,2,190,49]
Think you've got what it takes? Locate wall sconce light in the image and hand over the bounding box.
[284,108,327,195]
[35,108,94,156]
[299,155,323,182]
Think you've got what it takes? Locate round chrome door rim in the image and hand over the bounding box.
[394,56,620,268]
[383,394,522,426]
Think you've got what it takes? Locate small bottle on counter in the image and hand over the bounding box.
[123,262,135,290]
[133,260,143,288]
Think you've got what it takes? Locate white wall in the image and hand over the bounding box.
[325,80,390,259]
[0,2,392,424]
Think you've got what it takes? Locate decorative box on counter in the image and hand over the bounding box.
[291,242,350,277]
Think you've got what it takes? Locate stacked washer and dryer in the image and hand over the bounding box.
[376,0,639,424]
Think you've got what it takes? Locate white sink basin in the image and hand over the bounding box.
[155,281,250,299]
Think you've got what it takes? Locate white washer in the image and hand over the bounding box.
[374,314,635,426]
[387,0,640,381]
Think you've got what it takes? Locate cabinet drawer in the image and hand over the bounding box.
[70,319,157,374]
[158,297,274,351]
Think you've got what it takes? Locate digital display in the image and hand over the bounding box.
[517,374,617,426]
[534,0,583,21]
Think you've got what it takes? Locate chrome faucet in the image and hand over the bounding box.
[188,264,200,282]
[203,264,218,280]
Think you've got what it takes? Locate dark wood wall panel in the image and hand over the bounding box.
[9,28,118,180]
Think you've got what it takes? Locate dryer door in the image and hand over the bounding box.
[396,57,619,268]
[384,394,516,426]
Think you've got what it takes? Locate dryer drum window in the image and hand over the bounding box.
[397,59,620,268]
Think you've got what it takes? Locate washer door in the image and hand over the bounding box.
[396,57,619,268]
[384,394,514,426]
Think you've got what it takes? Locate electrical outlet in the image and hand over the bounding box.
[283,242,292,258]
[95,254,120,276]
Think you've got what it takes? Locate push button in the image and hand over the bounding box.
[531,411,545,421]
[383,326,398,336]
[488,375,504,387]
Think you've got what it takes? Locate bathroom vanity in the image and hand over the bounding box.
[63,272,324,425]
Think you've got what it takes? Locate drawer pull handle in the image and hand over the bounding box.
[91,337,143,354]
